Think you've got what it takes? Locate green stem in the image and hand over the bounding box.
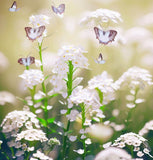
[38,42,49,136]
[80,103,86,160]
[62,61,74,160]
[26,65,29,70]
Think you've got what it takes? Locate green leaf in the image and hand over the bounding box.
[44,74,51,81]
[47,117,55,124]
[95,88,103,104]
[100,105,106,112]
[37,118,47,127]
[47,93,59,100]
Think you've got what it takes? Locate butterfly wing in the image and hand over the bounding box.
[25,26,45,41]
[18,58,26,65]
[18,57,35,66]
[95,53,105,64]
[94,27,117,45]
[29,56,35,65]
[52,6,58,14]
[94,27,100,40]
[52,4,65,14]
[57,4,65,14]
[9,1,17,12]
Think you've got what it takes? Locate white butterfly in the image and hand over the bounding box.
[51,4,65,16]
[9,1,20,12]
[18,56,35,66]
[94,27,117,45]
[94,53,105,64]
[25,26,45,42]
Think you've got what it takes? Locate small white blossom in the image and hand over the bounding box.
[19,69,44,90]
[85,138,92,145]
[35,59,42,68]
[31,150,53,160]
[66,109,79,122]
[80,8,122,28]
[112,132,152,158]
[52,45,88,78]
[115,66,153,90]
[16,129,48,142]
[29,15,50,27]
[73,149,84,155]
[88,71,119,105]
[1,110,40,133]
[68,135,77,142]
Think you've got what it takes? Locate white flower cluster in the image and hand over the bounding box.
[30,150,53,160]
[0,91,16,105]
[1,110,40,133]
[52,45,88,77]
[29,14,50,27]
[28,14,50,43]
[16,129,48,142]
[95,147,132,160]
[139,120,153,136]
[50,45,88,94]
[80,8,122,28]
[88,71,119,105]
[19,69,44,90]
[112,132,152,158]
[115,66,153,90]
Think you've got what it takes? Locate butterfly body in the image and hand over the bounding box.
[95,53,105,64]
[94,27,117,45]
[18,56,35,66]
[52,4,65,15]
[9,1,20,12]
[25,26,45,41]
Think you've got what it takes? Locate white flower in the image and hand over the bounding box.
[137,151,144,157]
[52,45,88,78]
[31,150,53,160]
[139,120,153,136]
[115,66,153,90]
[85,138,92,145]
[19,69,44,90]
[35,59,42,68]
[88,71,119,105]
[80,8,122,28]
[29,15,50,27]
[95,147,132,160]
[69,86,101,109]
[66,109,79,122]
[16,129,48,142]
[1,110,40,133]
[112,132,152,157]
[0,91,16,105]
[73,149,84,155]
[68,135,77,142]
